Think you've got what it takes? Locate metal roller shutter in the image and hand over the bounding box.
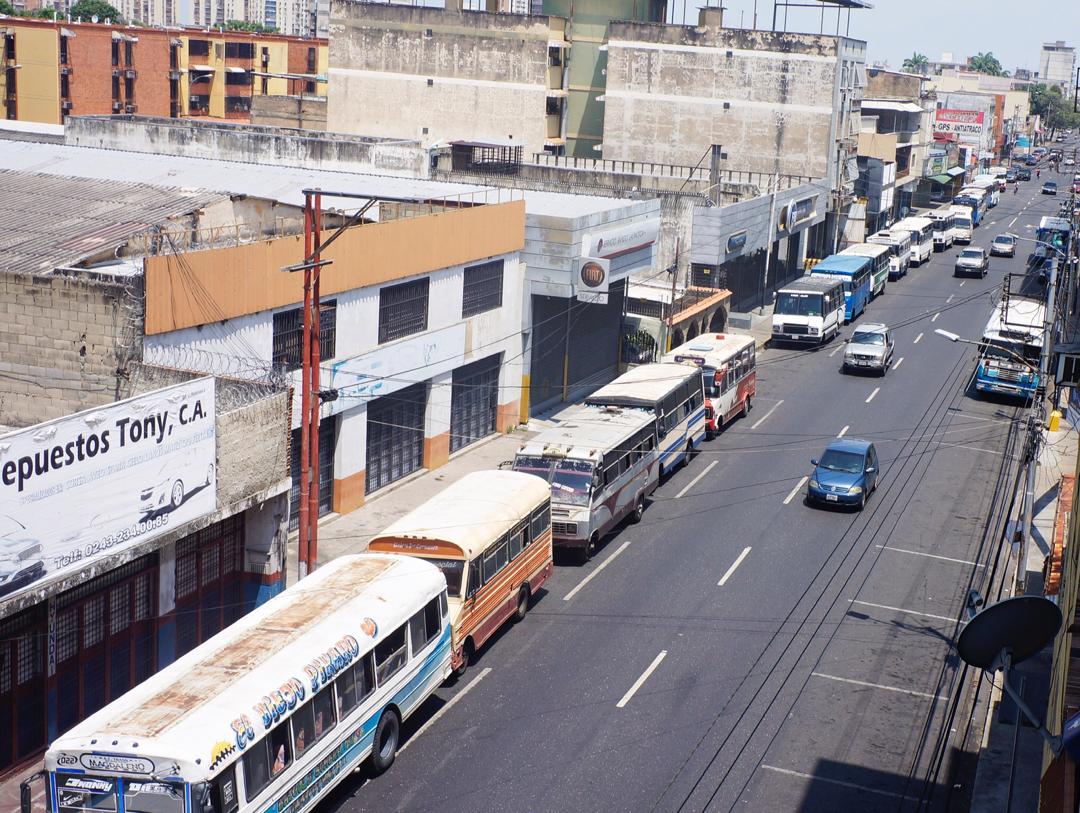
[450,354,501,453]
[366,382,427,494]
[289,416,335,530]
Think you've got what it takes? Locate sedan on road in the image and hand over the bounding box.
[1043,181,1058,195]
[954,247,989,278]
[1066,158,1076,167]
[806,439,880,510]
[1017,168,1032,181]
[991,234,1017,257]
[842,323,894,376]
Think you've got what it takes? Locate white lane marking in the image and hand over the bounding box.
[563,539,633,602]
[810,672,947,701]
[674,460,717,499]
[849,599,957,624]
[783,476,809,505]
[750,399,784,430]
[829,344,844,357]
[1009,216,1018,227]
[930,311,940,323]
[837,425,849,438]
[914,332,923,344]
[398,667,493,754]
[760,765,908,800]
[875,545,983,567]
[892,357,904,371]
[717,546,752,587]
[616,650,667,708]
[959,281,966,287]
[865,387,880,404]
[946,294,954,304]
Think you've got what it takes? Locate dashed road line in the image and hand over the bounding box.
[564,539,633,602]
[875,545,983,567]
[760,765,907,800]
[865,387,880,404]
[717,546,752,587]
[783,476,808,505]
[616,650,667,708]
[914,332,923,344]
[931,312,940,323]
[750,399,784,430]
[674,460,717,499]
[892,357,904,370]
[810,671,948,701]
[849,599,957,624]
[837,425,849,438]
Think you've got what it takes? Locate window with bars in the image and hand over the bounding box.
[272,300,337,372]
[378,279,429,344]
[462,260,504,318]
[175,516,246,658]
[0,605,46,771]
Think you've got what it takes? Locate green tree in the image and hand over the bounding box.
[223,19,276,33]
[968,52,1007,76]
[0,0,15,14]
[902,52,929,74]
[69,0,122,21]
[1029,83,1080,138]
[27,5,61,15]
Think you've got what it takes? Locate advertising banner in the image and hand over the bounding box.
[0,378,216,600]
[574,256,612,304]
[934,109,986,144]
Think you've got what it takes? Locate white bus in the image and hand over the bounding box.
[839,242,891,298]
[39,554,451,813]
[971,177,1000,208]
[866,230,911,280]
[891,217,934,266]
[950,204,975,243]
[513,405,659,561]
[974,297,1045,399]
[662,332,757,436]
[771,276,846,346]
[585,362,706,476]
[926,209,956,251]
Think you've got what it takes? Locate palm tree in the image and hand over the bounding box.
[902,52,930,74]
[968,52,1006,76]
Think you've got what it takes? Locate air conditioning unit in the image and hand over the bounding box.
[124,68,137,79]
[125,103,137,113]
[112,101,122,112]
[168,70,180,81]
[60,100,73,110]
[189,95,202,104]
[60,65,74,76]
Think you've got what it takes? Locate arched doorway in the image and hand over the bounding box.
[672,329,685,349]
[687,321,699,341]
[709,307,727,333]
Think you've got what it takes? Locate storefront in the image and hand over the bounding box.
[365,381,428,494]
[289,418,336,529]
[450,354,501,454]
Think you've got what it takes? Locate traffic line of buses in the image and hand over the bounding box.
[34,333,758,813]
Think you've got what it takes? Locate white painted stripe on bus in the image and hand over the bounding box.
[893,357,904,371]
[750,399,784,430]
[398,667,493,755]
[914,332,923,344]
[865,387,880,404]
[563,539,633,602]
[837,425,849,438]
[616,650,667,708]
[717,546,752,586]
[783,476,808,506]
[675,459,717,499]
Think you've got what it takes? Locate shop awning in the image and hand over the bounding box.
[928,174,952,184]
[190,64,215,72]
[947,166,967,177]
[861,99,922,113]
[544,137,566,146]
[546,88,568,97]
[225,67,248,74]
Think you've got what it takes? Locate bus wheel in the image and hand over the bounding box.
[629,495,645,524]
[514,586,530,622]
[370,708,401,774]
[452,640,473,681]
[580,534,598,563]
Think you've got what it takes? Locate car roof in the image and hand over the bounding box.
[994,233,1016,240]
[824,438,873,454]
[851,323,888,334]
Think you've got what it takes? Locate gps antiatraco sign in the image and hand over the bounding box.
[0,378,216,599]
[934,109,986,144]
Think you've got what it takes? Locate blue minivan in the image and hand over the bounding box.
[806,439,880,509]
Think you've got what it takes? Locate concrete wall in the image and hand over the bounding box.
[866,69,923,100]
[65,115,428,178]
[251,95,328,130]
[327,2,553,154]
[602,21,846,177]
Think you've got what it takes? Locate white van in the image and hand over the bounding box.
[891,217,934,266]
[927,210,956,251]
[949,204,974,243]
[867,230,911,281]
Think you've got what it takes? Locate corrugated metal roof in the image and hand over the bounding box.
[0,169,224,276]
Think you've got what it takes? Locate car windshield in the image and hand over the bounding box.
[851,331,885,345]
[995,236,1015,244]
[960,250,983,259]
[818,449,865,474]
[775,292,822,317]
[512,456,594,507]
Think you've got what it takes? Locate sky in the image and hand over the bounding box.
[700,0,1080,74]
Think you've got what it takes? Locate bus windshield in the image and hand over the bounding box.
[982,339,1040,365]
[954,217,971,228]
[422,558,466,597]
[776,292,822,317]
[701,365,719,397]
[54,775,185,813]
[513,456,594,506]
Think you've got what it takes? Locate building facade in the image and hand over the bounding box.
[1040,41,1076,94]
[0,18,326,125]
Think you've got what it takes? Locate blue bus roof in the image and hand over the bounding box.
[1038,216,1071,232]
[811,255,871,275]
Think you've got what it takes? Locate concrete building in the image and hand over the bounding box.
[0,18,326,125]
[1040,41,1076,94]
[0,169,292,777]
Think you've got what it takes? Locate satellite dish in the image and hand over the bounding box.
[957,595,1061,670]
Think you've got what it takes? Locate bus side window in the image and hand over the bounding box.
[335,652,375,718]
[374,624,408,685]
[440,588,448,618]
[509,527,523,559]
[409,596,442,655]
[466,560,482,598]
[241,735,271,800]
[216,765,239,813]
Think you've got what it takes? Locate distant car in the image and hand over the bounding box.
[1026,155,1040,165]
[1043,181,1058,195]
[842,323,894,376]
[0,515,44,598]
[955,247,989,278]
[991,234,1017,257]
[1017,168,1032,181]
[1005,170,1018,183]
[806,439,880,510]
[1066,158,1076,167]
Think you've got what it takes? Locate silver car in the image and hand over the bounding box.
[843,323,894,376]
[954,247,989,278]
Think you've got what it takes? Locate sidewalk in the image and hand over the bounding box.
[970,406,1079,812]
[286,428,535,585]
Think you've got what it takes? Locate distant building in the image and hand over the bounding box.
[0,18,326,125]
[1040,41,1076,93]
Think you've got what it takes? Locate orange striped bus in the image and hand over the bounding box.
[368,470,552,678]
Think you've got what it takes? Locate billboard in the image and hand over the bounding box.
[934,109,986,144]
[0,378,216,599]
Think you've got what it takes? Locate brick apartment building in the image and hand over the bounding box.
[0,17,326,124]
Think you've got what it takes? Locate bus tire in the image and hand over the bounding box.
[370,708,401,774]
[580,534,598,563]
[629,495,645,524]
[514,586,530,622]
[452,640,474,681]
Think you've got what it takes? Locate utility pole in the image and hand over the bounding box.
[760,173,779,313]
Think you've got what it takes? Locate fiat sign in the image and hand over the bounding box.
[575,256,611,304]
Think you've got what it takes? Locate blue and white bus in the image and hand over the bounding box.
[808,254,873,323]
[585,362,706,476]
[953,188,987,226]
[974,297,1045,400]
[37,554,452,813]
[1033,216,1071,262]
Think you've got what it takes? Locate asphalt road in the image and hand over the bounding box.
[321,170,1069,813]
